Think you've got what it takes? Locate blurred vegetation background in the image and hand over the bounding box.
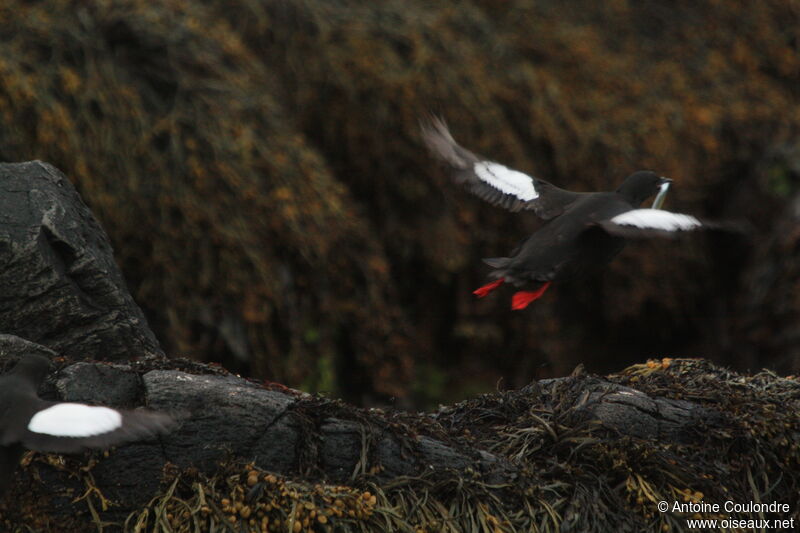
[0,0,798,407]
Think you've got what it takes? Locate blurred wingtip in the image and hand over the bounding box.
[419,112,445,137]
[419,113,469,170]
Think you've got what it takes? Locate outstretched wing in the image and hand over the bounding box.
[14,400,178,454]
[597,208,728,238]
[420,116,582,219]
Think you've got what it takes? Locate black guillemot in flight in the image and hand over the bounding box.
[0,354,177,494]
[421,117,733,310]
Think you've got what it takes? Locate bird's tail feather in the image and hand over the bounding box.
[483,257,511,268]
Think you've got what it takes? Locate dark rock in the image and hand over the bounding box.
[56,362,141,406]
[583,382,722,443]
[0,334,57,370]
[252,414,300,474]
[0,161,162,361]
[320,419,365,481]
[143,370,296,471]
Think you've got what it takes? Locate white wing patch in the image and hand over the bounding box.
[610,209,702,231]
[473,161,538,201]
[28,403,123,437]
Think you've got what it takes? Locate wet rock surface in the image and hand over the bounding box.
[0,162,163,362]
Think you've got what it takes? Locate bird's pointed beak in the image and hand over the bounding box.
[652,177,672,209]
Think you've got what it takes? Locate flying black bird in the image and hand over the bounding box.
[0,354,177,494]
[421,117,732,310]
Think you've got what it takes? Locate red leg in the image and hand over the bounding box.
[473,277,505,298]
[511,282,551,310]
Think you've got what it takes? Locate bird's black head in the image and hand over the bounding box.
[616,171,672,205]
[7,354,52,386]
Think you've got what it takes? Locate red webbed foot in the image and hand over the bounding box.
[511,282,552,310]
[473,278,505,298]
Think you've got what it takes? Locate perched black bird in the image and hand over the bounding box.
[0,354,177,494]
[421,117,730,309]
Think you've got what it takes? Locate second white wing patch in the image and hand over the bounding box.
[28,403,123,437]
[473,161,539,201]
[610,209,702,231]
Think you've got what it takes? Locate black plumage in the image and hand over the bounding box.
[421,117,731,309]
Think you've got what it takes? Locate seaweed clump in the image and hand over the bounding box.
[2,358,794,532]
